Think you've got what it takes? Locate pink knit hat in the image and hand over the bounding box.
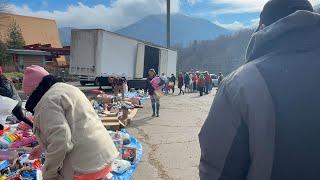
[23,65,49,95]
[0,66,3,75]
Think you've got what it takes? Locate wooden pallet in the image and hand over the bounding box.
[101,109,138,130]
[101,116,121,131]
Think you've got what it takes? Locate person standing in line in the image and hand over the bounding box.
[199,0,319,179]
[160,73,169,95]
[169,74,176,94]
[178,72,185,95]
[197,75,205,96]
[204,72,212,94]
[184,72,191,93]
[189,73,194,93]
[218,72,224,86]
[192,73,198,92]
[146,69,161,117]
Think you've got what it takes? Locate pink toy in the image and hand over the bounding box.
[19,131,31,138]
[17,122,32,131]
[10,136,37,148]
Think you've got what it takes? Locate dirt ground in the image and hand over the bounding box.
[127,90,216,180]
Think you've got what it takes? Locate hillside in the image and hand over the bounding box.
[177,6,320,75]
[177,29,254,74]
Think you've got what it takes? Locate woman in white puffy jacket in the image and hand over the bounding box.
[22,65,118,180]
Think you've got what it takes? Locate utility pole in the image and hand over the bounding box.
[167,0,171,48]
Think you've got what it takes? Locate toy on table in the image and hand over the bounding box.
[122,146,136,163]
[10,136,37,148]
[0,160,10,171]
[112,131,123,153]
[0,134,21,145]
[17,121,32,132]
[0,127,11,137]
[0,149,19,160]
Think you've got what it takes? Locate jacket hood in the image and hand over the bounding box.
[246,10,320,62]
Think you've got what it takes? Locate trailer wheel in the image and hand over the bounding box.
[94,78,100,86]
[80,81,86,86]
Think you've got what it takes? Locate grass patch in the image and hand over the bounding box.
[4,72,23,79]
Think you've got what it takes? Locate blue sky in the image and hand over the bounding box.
[7,0,319,31]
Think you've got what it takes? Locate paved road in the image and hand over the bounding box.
[128,91,216,180]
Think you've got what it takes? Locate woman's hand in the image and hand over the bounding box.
[29,145,43,160]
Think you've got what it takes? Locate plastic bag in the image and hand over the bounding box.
[150,77,162,90]
[0,96,18,125]
[111,159,131,174]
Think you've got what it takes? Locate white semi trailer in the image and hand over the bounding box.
[69,29,177,89]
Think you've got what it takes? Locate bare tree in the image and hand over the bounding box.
[176,29,255,74]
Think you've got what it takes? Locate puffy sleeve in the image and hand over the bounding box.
[38,98,73,179]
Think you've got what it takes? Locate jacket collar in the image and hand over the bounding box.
[26,75,57,114]
[246,10,320,62]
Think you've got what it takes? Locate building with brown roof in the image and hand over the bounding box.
[0,13,66,66]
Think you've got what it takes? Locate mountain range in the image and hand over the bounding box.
[116,14,230,46]
[59,14,230,46]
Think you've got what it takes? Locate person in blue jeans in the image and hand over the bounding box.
[204,72,212,94]
[146,69,162,117]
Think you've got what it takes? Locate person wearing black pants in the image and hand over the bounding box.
[198,75,205,96]
[169,74,176,94]
[178,73,185,95]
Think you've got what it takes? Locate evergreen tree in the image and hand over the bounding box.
[6,21,25,49]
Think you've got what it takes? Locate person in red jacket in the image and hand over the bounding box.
[197,75,205,96]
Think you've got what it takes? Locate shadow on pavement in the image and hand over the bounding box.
[131,116,155,127]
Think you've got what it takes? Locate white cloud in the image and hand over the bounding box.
[9,0,180,30]
[215,18,260,30]
[211,0,319,15]
[214,20,246,30]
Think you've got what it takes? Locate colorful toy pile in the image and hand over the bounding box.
[108,130,143,180]
[94,89,149,110]
[90,90,144,179]
[0,122,143,180]
[0,90,145,180]
[0,122,41,179]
